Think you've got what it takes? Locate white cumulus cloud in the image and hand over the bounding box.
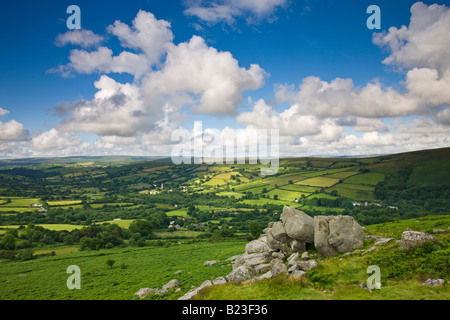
[31,129,82,151]
[184,0,287,25]
[55,29,104,48]
[0,120,29,141]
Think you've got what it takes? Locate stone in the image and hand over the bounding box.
[400,230,438,250]
[290,239,306,253]
[271,251,286,260]
[265,228,292,254]
[271,221,289,243]
[204,260,219,266]
[134,288,156,299]
[253,263,271,275]
[290,269,306,280]
[432,228,447,234]
[287,252,300,267]
[245,236,271,254]
[374,237,394,246]
[328,215,364,253]
[422,278,445,287]
[212,277,227,285]
[301,251,310,260]
[265,228,281,249]
[270,258,287,277]
[314,215,364,257]
[233,252,272,270]
[178,280,212,300]
[281,206,314,242]
[314,216,338,257]
[162,279,180,291]
[174,270,182,274]
[154,289,168,295]
[297,260,318,271]
[225,254,244,261]
[226,266,253,284]
[362,247,376,254]
[255,271,272,281]
[365,235,379,241]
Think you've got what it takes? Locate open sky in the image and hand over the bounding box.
[0,0,449,158]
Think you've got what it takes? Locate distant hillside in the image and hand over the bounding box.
[0,155,167,168]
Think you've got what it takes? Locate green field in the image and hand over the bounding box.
[244,185,275,194]
[344,173,385,186]
[327,186,375,201]
[266,189,307,202]
[0,240,246,300]
[338,183,374,191]
[47,200,82,206]
[296,177,340,188]
[36,224,84,231]
[196,205,227,212]
[326,171,359,179]
[202,178,227,186]
[305,193,338,200]
[0,197,41,207]
[166,209,189,217]
[300,167,352,178]
[300,205,345,213]
[216,191,245,199]
[90,203,133,209]
[0,207,34,213]
[279,184,320,193]
[96,219,135,229]
[239,198,295,206]
[234,181,267,191]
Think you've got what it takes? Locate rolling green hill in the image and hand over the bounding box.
[0,147,448,300]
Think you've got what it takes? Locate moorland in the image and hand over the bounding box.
[0,147,448,299]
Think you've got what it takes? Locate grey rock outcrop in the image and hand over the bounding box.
[162,279,180,291]
[314,215,364,257]
[204,260,219,266]
[280,206,314,242]
[255,271,272,281]
[212,277,227,285]
[135,279,180,299]
[271,221,289,242]
[422,278,445,287]
[245,236,271,254]
[186,207,368,294]
[134,288,157,299]
[226,266,253,284]
[290,269,306,279]
[264,206,315,255]
[400,230,438,250]
[296,260,318,272]
[270,258,287,277]
[287,252,300,267]
[233,252,272,270]
[178,280,212,300]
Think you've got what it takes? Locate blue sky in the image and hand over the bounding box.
[0,0,449,158]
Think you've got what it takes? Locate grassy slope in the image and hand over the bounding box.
[194,215,450,300]
[0,240,246,300]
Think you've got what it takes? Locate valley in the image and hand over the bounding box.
[0,147,449,300]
